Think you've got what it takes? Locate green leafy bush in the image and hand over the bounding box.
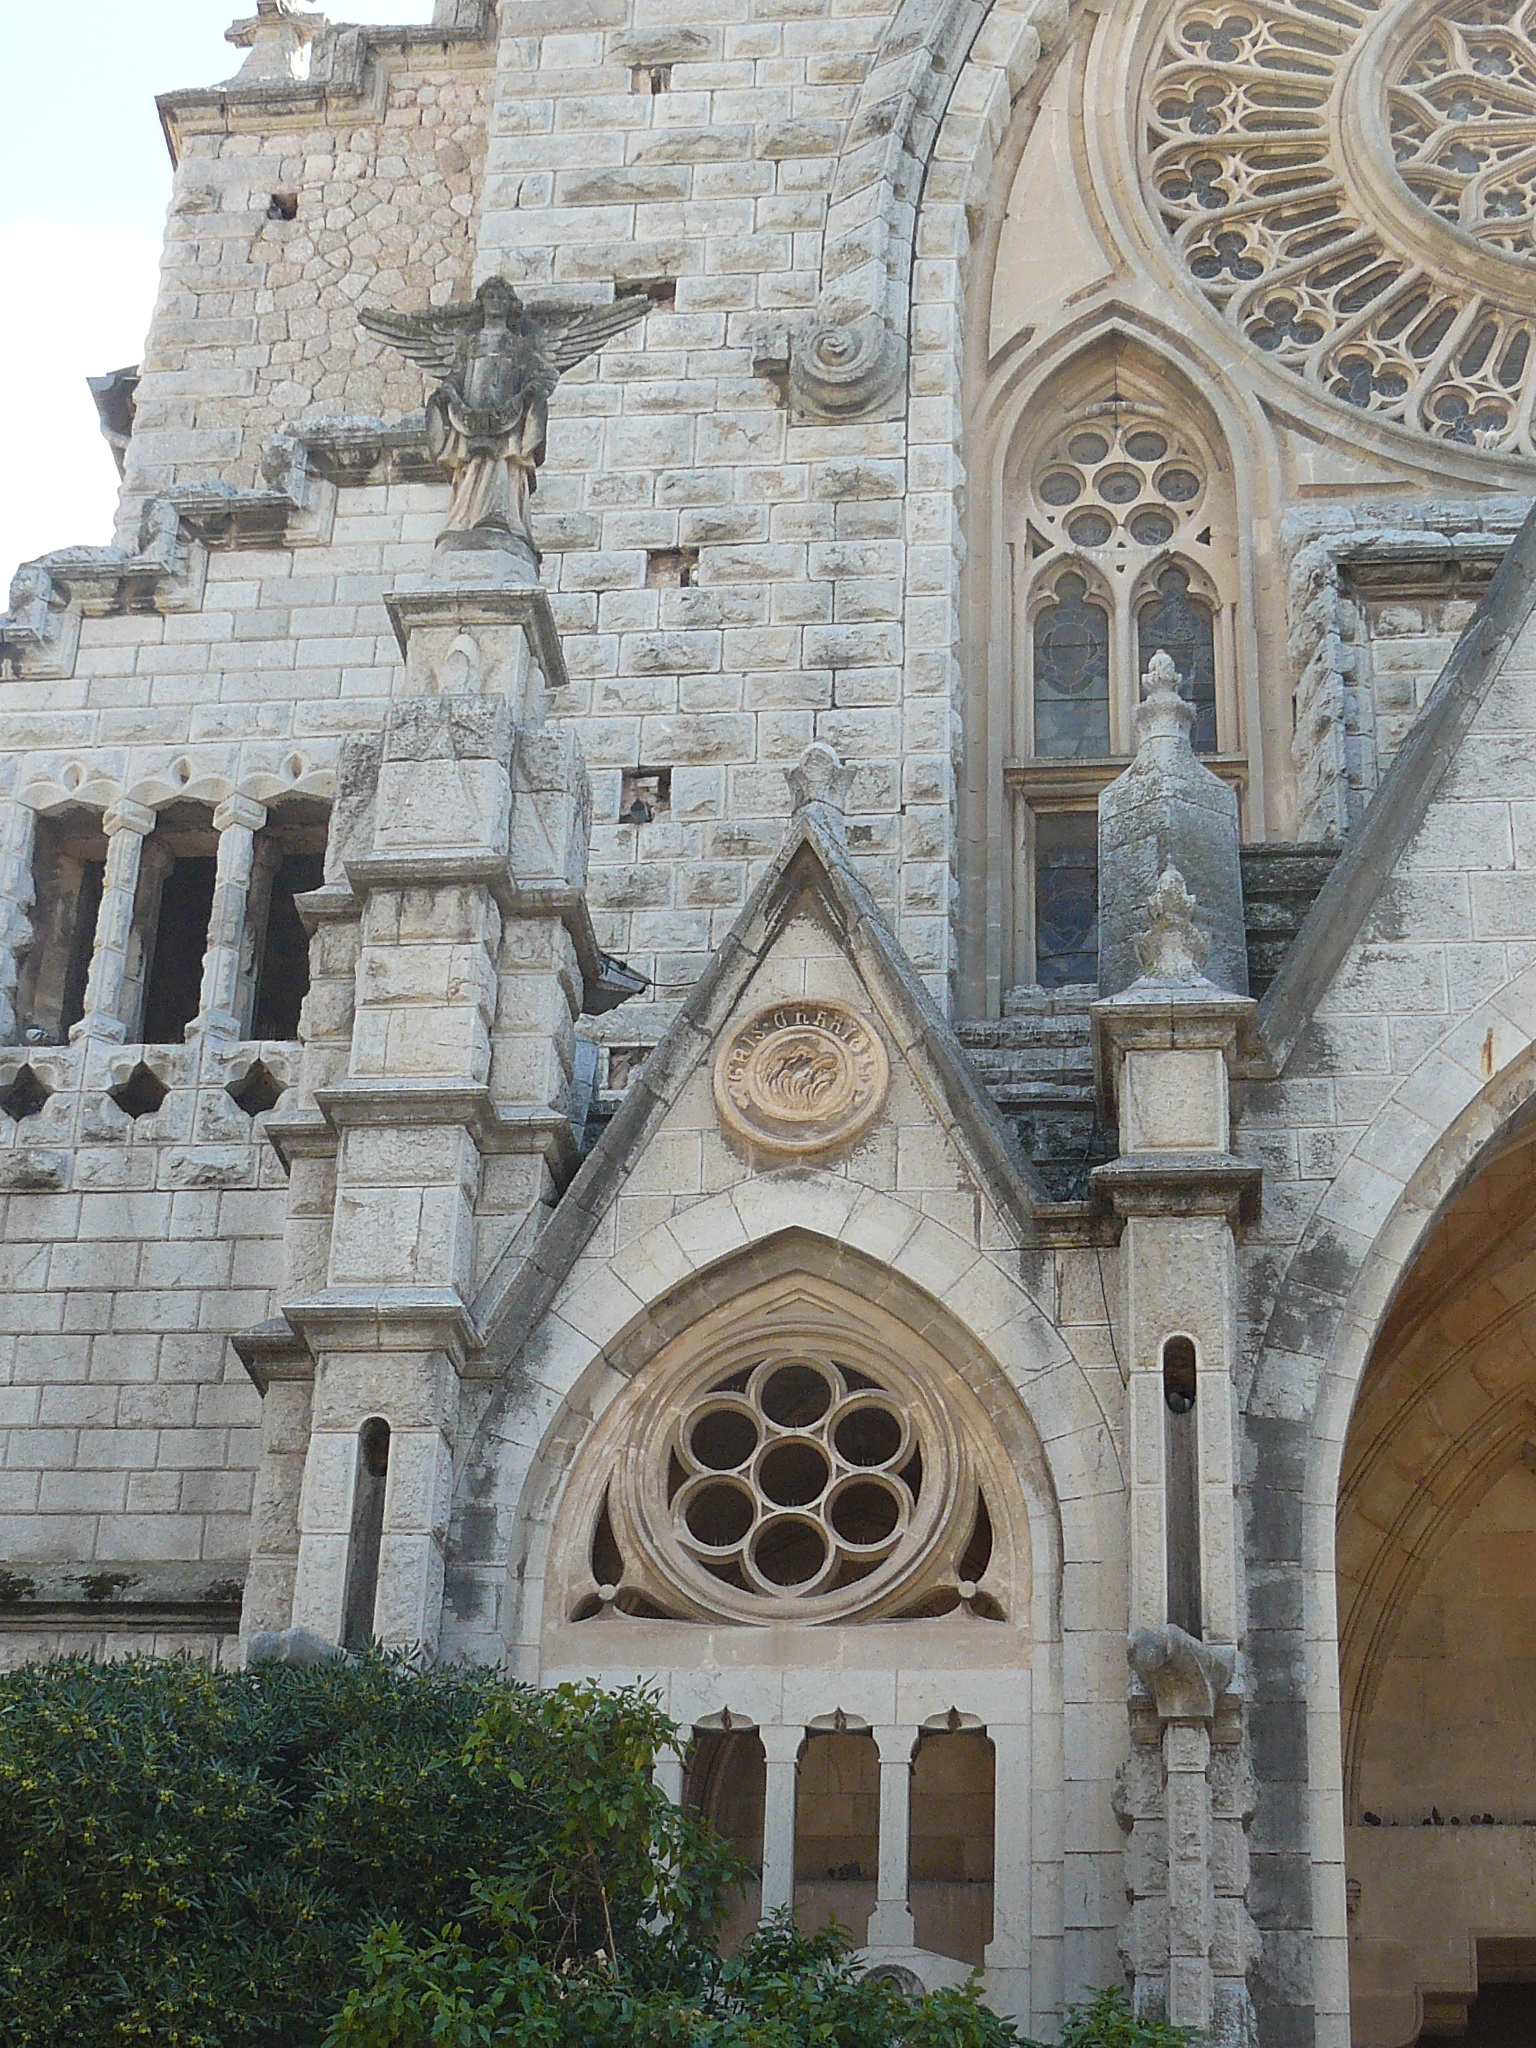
[0,1654,1192,2048]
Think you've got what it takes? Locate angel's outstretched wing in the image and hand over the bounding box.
[357,302,479,376]
[531,296,650,375]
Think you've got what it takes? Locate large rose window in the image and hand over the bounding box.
[557,1285,1012,1629]
[1143,0,1536,453]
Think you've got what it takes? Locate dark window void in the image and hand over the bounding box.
[1442,1985,1536,2044]
[1163,1336,1201,1638]
[1138,565,1217,753]
[15,813,106,1044]
[140,854,217,1046]
[342,1418,391,1653]
[795,1730,878,1945]
[911,1731,995,1967]
[1034,810,1099,989]
[686,1729,765,1954]
[253,852,323,1040]
[1033,571,1111,757]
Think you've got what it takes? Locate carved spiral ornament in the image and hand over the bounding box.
[1144,0,1536,453]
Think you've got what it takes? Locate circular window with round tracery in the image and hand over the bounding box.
[557,1288,1013,1629]
[1031,411,1208,556]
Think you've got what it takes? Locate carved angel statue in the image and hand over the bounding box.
[359,277,648,579]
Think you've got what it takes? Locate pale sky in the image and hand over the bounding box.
[0,2,434,588]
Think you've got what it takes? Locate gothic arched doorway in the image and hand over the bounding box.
[1339,1127,1536,2044]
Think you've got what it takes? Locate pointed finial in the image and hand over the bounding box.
[1133,864,1211,982]
[786,741,854,824]
[1134,646,1196,752]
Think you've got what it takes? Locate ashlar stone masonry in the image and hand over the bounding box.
[7,2,1536,2043]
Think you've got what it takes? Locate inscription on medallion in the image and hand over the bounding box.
[714,1000,889,1158]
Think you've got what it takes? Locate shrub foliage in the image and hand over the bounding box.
[0,1654,1191,2048]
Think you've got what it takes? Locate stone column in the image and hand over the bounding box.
[868,1725,917,1948]
[760,1725,802,1919]
[0,799,37,1043]
[189,793,268,1040]
[986,1719,1033,2014]
[1091,860,1262,2045]
[71,797,156,1043]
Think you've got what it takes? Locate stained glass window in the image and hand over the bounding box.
[1137,565,1218,752]
[1032,572,1111,757]
[1034,811,1099,989]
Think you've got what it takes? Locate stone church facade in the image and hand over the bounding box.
[4,0,1536,2041]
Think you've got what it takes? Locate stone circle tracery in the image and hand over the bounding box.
[1144,0,1536,453]
[557,1286,1012,1629]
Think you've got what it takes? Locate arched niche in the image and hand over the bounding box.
[1339,1123,1536,2047]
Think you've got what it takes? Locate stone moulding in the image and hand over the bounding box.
[714,997,891,1162]
[1284,500,1530,843]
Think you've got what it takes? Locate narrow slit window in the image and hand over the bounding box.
[252,851,324,1041]
[1034,810,1099,990]
[140,852,217,1044]
[342,1418,391,1653]
[1162,1336,1201,1638]
[1033,571,1111,757]
[1138,566,1218,753]
[15,813,106,1045]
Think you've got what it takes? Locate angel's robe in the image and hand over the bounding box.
[428,382,549,568]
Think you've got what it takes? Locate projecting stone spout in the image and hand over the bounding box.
[1096,649,1248,999]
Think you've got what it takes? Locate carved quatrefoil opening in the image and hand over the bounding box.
[109,1062,169,1121]
[0,1066,50,1122]
[560,1281,1017,1630]
[227,1061,284,1119]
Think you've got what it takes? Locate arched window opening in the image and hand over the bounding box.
[15,811,105,1044]
[994,353,1241,1002]
[910,1730,995,1966]
[686,1728,765,1954]
[137,806,216,1046]
[1032,571,1110,757]
[1162,1336,1201,1638]
[250,845,325,1040]
[794,1729,878,1944]
[1138,565,1218,753]
[341,1417,390,1653]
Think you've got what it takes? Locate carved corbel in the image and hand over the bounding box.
[0,566,80,681]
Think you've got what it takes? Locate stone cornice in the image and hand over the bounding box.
[156,3,496,163]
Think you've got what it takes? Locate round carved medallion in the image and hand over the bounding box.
[714,1000,889,1158]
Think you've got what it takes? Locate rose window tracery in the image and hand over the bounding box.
[1143,0,1536,453]
[559,1293,1011,1629]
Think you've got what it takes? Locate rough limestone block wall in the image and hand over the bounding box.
[0,1039,291,1670]
[474,1,963,1018]
[123,50,491,526]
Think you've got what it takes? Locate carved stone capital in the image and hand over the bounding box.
[1129,1624,1237,1724]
